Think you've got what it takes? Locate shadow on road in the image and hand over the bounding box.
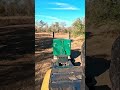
[70,49,81,66]
[35,37,53,51]
[35,36,53,62]
[85,56,111,89]
[94,85,111,90]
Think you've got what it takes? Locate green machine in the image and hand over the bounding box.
[53,39,71,56]
[52,32,72,67]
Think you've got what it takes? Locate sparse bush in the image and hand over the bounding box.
[71,18,85,37]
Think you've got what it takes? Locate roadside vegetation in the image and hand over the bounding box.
[35,18,85,37]
[86,0,120,34]
[0,0,34,16]
[0,0,34,27]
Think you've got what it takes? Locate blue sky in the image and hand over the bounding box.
[35,0,85,27]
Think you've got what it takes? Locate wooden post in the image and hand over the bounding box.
[69,32,71,39]
[53,32,54,38]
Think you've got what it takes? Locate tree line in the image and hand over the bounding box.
[35,18,85,36]
[0,0,34,16]
[86,0,120,27]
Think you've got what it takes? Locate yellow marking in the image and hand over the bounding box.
[41,69,52,90]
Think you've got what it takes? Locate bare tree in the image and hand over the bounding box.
[54,22,60,33]
[36,20,46,32]
[60,22,66,32]
[44,23,49,32]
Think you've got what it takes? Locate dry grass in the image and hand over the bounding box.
[71,36,85,50]
[0,16,34,27]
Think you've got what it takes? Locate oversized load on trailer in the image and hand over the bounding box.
[41,32,85,90]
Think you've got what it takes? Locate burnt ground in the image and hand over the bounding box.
[0,25,35,90]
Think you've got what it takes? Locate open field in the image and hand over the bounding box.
[35,32,84,90]
[0,24,34,90]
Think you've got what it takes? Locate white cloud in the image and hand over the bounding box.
[50,2,68,7]
[35,14,73,27]
[35,15,68,22]
[48,2,79,10]
[48,7,79,10]
[36,15,59,20]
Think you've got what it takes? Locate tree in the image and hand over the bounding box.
[44,23,49,32]
[72,18,83,30]
[71,18,85,37]
[54,22,60,33]
[36,20,46,32]
[60,22,66,32]
[72,18,85,33]
[50,22,60,32]
[0,0,34,16]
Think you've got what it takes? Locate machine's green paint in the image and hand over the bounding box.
[53,39,71,56]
